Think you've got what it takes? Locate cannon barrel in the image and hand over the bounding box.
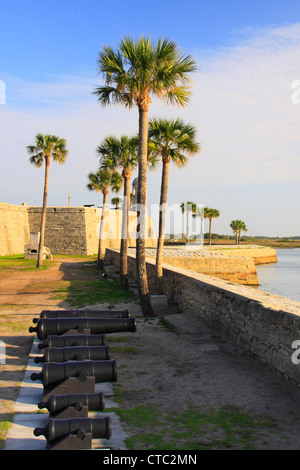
[34,417,111,443]
[34,345,110,363]
[31,359,117,387]
[29,316,136,340]
[33,309,130,323]
[38,334,106,350]
[38,392,105,413]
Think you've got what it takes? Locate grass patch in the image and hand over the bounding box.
[110,346,137,354]
[158,317,178,334]
[0,416,13,449]
[55,278,139,307]
[0,304,32,311]
[0,314,34,333]
[115,404,274,450]
[0,255,53,271]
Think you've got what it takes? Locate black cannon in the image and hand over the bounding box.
[38,334,106,350]
[34,345,110,363]
[31,359,117,388]
[29,317,137,340]
[34,416,111,449]
[33,309,131,323]
[38,392,105,417]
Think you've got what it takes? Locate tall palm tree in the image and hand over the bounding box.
[97,135,139,289]
[180,201,198,245]
[93,35,197,316]
[148,118,200,291]
[87,169,122,268]
[27,133,68,268]
[204,207,220,245]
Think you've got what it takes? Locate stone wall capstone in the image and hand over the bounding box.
[105,248,300,386]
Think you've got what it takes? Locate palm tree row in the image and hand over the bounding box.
[27,36,199,316]
[230,220,248,245]
[89,116,200,293]
[93,36,198,316]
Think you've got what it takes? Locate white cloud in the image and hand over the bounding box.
[1,23,300,235]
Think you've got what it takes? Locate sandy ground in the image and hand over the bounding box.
[1,258,300,450]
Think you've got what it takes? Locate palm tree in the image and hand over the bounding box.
[230,220,239,245]
[87,169,122,268]
[111,197,121,209]
[180,201,198,245]
[93,36,197,316]
[230,219,247,245]
[204,207,220,245]
[27,133,68,268]
[148,118,200,291]
[97,135,139,289]
[238,221,248,244]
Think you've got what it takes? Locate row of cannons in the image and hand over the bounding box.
[28,309,137,450]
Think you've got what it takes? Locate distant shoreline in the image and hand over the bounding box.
[165,238,300,249]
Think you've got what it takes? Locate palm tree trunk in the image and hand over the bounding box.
[209,219,212,245]
[136,103,155,316]
[186,210,189,245]
[37,156,50,268]
[120,171,131,289]
[98,189,108,269]
[156,157,170,293]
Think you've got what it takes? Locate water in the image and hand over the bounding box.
[256,248,300,302]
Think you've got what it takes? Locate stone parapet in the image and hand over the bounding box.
[105,248,300,385]
[0,202,30,255]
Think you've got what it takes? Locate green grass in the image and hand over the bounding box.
[0,417,13,449]
[0,255,53,271]
[115,404,274,450]
[53,278,139,307]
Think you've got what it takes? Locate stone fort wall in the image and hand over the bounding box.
[0,202,157,256]
[105,247,300,386]
[0,202,30,256]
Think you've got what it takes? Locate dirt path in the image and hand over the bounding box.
[0,259,87,423]
[1,258,300,449]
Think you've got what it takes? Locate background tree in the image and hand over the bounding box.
[204,207,220,245]
[230,219,247,245]
[238,221,248,244]
[97,135,139,289]
[148,117,200,291]
[180,201,198,245]
[111,197,121,209]
[93,35,197,316]
[87,169,122,268]
[27,133,68,268]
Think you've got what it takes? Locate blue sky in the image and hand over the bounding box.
[1,0,300,237]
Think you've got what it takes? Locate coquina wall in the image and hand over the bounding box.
[28,206,157,255]
[0,202,30,255]
[105,248,300,385]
